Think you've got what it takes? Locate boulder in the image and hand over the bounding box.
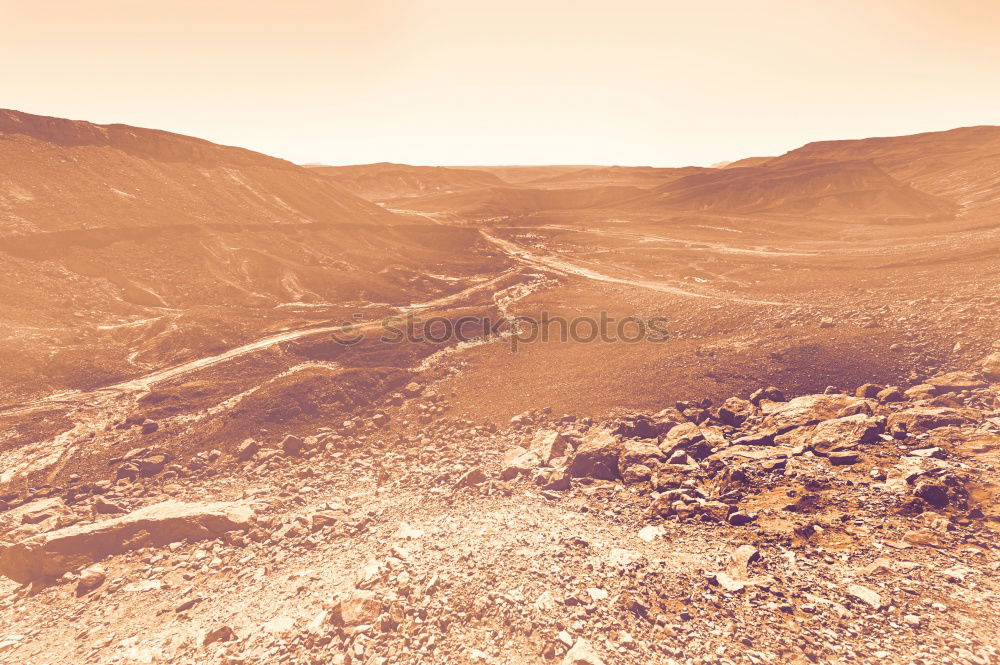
[562,638,605,665]
[203,625,237,645]
[926,371,987,392]
[92,497,126,515]
[501,448,541,481]
[828,451,860,465]
[660,422,703,449]
[837,400,874,417]
[749,386,785,405]
[0,500,254,583]
[887,408,981,435]
[876,386,906,403]
[568,429,622,480]
[136,455,167,476]
[618,440,664,471]
[455,467,489,488]
[913,479,949,508]
[621,464,653,485]
[529,430,568,465]
[309,510,348,531]
[236,438,260,462]
[809,414,882,455]
[650,407,686,430]
[761,394,862,431]
[718,397,755,426]
[75,564,106,595]
[612,414,670,439]
[700,426,727,447]
[333,589,383,626]
[281,435,305,457]
[982,352,1000,381]
[904,384,937,401]
[855,383,884,399]
[846,584,883,609]
[544,470,571,491]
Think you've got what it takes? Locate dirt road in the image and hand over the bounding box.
[480,230,789,305]
[0,270,522,416]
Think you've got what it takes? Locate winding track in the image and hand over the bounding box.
[479,231,788,306]
[2,226,788,416]
[0,270,520,416]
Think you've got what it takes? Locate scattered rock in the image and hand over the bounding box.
[236,438,260,462]
[501,447,541,481]
[0,501,254,583]
[855,383,884,398]
[926,371,987,392]
[455,467,488,488]
[568,429,622,480]
[333,590,383,627]
[562,638,605,665]
[203,625,237,646]
[846,584,883,609]
[982,352,1000,381]
[877,386,906,403]
[75,564,106,595]
[529,430,569,465]
[93,497,126,515]
[281,434,305,457]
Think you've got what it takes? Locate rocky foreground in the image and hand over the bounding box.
[1,359,1000,664]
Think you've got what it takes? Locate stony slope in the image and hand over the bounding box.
[0,110,507,403]
[770,125,1000,211]
[0,109,392,236]
[1,365,998,665]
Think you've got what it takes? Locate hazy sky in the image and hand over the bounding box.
[4,0,999,166]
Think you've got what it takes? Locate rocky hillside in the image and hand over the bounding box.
[0,110,505,403]
[1,358,998,664]
[0,109,392,236]
[771,125,1000,210]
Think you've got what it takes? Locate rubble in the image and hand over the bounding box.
[0,377,997,665]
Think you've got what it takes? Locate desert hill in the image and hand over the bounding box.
[771,125,1000,209]
[523,165,711,188]
[719,156,774,169]
[623,158,957,219]
[0,109,393,237]
[306,162,505,202]
[0,110,504,402]
[454,165,599,184]
[395,184,645,216]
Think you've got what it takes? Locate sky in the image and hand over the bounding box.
[3,0,999,166]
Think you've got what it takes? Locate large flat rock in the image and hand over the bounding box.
[0,500,254,584]
[761,394,863,431]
